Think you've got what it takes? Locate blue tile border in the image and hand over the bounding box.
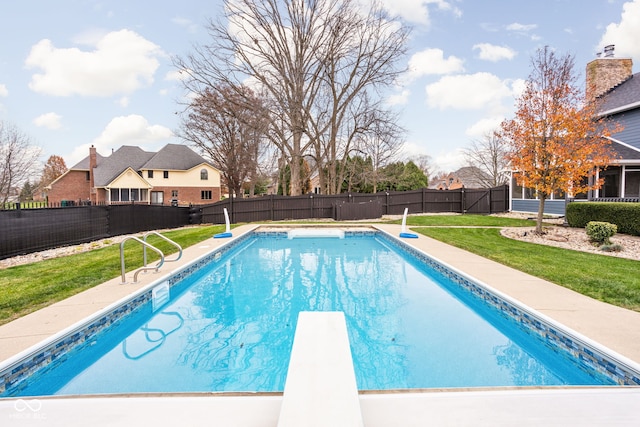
[2,227,639,396]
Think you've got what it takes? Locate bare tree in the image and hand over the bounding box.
[410,154,436,184]
[305,2,409,194]
[0,121,42,205]
[180,85,268,198]
[462,133,510,187]
[174,0,408,195]
[356,109,405,192]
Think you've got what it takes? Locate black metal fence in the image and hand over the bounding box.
[0,204,191,260]
[0,186,508,260]
[199,186,509,224]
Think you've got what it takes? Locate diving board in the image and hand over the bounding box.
[277,311,363,427]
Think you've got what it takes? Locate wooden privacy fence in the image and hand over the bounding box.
[0,186,508,259]
[199,185,509,224]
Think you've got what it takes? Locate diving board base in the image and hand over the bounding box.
[399,232,418,238]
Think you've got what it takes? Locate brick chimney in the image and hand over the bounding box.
[586,48,633,101]
[89,145,97,203]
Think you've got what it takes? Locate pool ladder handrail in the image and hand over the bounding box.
[143,231,182,266]
[120,236,165,284]
[120,232,183,284]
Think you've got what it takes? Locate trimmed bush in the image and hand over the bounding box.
[566,202,640,236]
[586,221,617,245]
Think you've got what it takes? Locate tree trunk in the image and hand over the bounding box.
[536,197,546,234]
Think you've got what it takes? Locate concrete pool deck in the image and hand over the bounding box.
[1,223,640,426]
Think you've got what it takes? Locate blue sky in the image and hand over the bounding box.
[1,0,639,175]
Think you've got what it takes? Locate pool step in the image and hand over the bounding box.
[278,311,363,427]
[287,228,345,239]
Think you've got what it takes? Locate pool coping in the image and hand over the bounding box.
[2,223,640,425]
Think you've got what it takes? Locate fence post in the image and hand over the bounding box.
[270,195,274,221]
[489,188,493,215]
[461,189,465,213]
[310,195,314,218]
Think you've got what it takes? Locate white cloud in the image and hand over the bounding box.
[92,114,174,147]
[425,72,513,111]
[434,148,466,172]
[375,0,461,26]
[387,89,410,106]
[165,69,187,81]
[173,16,199,34]
[597,0,640,60]
[33,112,63,130]
[472,43,516,62]
[0,84,7,97]
[25,29,163,97]
[505,22,539,41]
[506,23,537,32]
[407,48,464,81]
[118,97,130,107]
[465,116,504,139]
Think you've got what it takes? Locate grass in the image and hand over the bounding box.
[387,214,539,227]
[416,227,640,312]
[0,225,226,325]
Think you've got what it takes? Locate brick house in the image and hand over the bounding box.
[47,144,222,206]
[430,167,492,190]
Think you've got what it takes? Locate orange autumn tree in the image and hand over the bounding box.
[499,47,620,234]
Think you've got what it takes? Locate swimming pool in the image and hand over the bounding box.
[1,226,639,397]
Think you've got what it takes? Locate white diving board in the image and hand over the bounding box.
[277,311,364,427]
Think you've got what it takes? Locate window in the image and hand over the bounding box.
[200,169,208,180]
[171,190,178,198]
[109,188,146,202]
[201,190,212,200]
[148,170,154,178]
[163,171,169,179]
[601,167,621,197]
[86,171,91,181]
[624,168,640,198]
[511,174,523,199]
[151,191,164,205]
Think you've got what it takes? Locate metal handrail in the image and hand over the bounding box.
[120,236,165,284]
[142,231,182,266]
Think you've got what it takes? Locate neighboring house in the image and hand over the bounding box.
[47,144,221,206]
[431,167,491,190]
[511,50,640,215]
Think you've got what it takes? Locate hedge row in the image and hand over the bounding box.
[566,202,640,236]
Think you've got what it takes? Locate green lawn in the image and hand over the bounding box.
[0,225,226,325]
[388,214,539,227]
[416,227,640,312]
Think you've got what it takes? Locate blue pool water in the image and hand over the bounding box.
[5,233,614,396]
